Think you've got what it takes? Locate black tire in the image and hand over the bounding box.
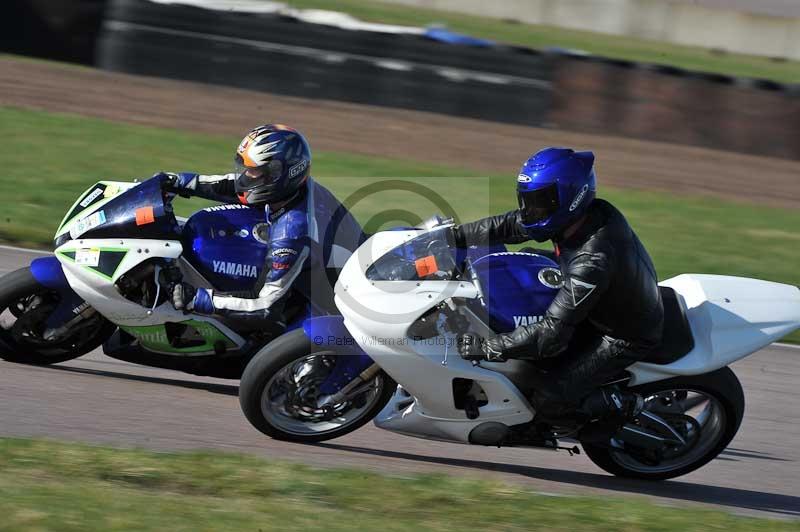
[582,367,745,481]
[239,328,396,443]
[0,267,116,365]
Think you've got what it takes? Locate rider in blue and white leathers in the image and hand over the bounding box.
[164,124,364,329]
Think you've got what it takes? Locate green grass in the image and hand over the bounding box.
[0,105,797,343]
[285,0,800,83]
[1,437,797,532]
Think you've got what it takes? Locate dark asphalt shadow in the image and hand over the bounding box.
[317,443,800,517]
[721,448,793,462]
[39,364,239,397]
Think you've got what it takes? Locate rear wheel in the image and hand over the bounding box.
[239,328,395,442]
[0,267,115,365]
[582,367,745,480]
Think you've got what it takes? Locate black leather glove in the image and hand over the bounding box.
[458,333,506,362]
[157,172,194,198]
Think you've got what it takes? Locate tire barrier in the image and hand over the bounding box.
[96,0,554,126]
[91,0,800,160]
[0,0,107,64]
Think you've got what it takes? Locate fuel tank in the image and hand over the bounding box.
[181,204,270,292]
[469,252,562,333]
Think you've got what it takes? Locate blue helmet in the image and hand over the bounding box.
[516,147,596,242]
[233,124,311,206]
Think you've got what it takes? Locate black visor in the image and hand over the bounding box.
[518,183,560,225]
[234,156,283,191]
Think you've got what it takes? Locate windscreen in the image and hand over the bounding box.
[55,175,178,247]
[365,227,459,281]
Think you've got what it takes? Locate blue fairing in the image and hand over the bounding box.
[302,316,374,394]
[30,256,87,328]
[302,315,360,350]
[30,256,70,290]
[470,252,562,333]
[462,243,506,264]
[181,206,270,292]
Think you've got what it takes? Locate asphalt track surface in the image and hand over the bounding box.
[0,247,798,519]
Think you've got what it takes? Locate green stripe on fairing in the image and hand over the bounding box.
[56,247,130,282]
[55,181,133,237]
[119,321,236,354]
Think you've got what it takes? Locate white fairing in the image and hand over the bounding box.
[55,238,245,348]
[336,228,800,444]
[628,274,800,385]
[336,230,533,443]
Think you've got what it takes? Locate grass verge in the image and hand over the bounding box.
[1,437,798,532]
[0,105,797,343]
[286,0,800,83]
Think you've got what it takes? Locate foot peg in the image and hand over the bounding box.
[555,444,581,456]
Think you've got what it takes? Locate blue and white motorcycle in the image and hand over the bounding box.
[240,217,800,480]
[0,174,395,423]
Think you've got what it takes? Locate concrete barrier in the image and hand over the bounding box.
[385,0,800,60]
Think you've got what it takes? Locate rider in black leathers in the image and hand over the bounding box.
[456,148,664,419]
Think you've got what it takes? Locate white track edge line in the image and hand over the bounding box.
[0,244,50,255]
[775,342,800,350]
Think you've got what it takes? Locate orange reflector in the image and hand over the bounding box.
[415,255,439,278]
[135,206,155,226]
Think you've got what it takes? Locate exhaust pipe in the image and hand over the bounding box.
[469,422,510,446]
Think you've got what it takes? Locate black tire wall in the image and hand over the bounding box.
[1,0,108,64]
[96,0,554,126]
[95,0,800,160]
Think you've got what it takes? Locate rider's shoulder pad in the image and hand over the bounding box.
[271,208,308,241]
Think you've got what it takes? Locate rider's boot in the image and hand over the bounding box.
[525,372,581,421]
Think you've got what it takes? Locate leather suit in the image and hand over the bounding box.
[455,199,664,407]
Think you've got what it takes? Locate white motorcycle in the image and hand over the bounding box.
[239,217,800,479]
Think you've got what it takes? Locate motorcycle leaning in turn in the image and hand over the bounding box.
[0,172,393,431]
[239,216,800,480]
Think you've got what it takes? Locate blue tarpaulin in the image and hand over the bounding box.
[423,27,494,47]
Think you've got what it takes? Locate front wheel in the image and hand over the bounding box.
[0,267,116,365]
[581,367,745,480]
[239,328,395,442]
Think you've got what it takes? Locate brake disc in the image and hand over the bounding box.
[278,356,350,423]
[10,302,57,347]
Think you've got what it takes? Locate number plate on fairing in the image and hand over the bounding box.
[74,248,101,267]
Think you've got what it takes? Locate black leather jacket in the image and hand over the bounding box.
[454,199,664,360]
